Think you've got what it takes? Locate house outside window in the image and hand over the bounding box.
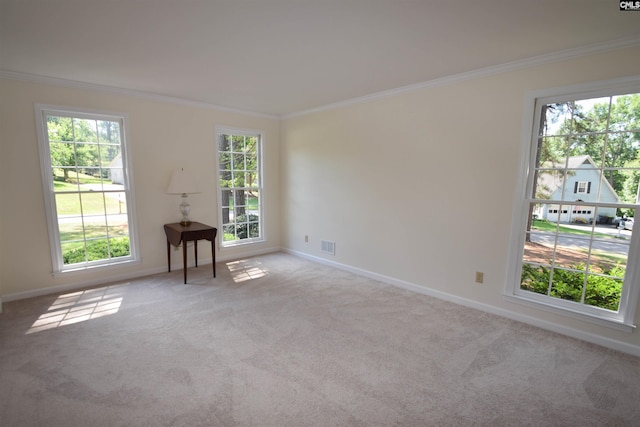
[216,128,264,247]
[35,105,139,273]
[507,81,640,331]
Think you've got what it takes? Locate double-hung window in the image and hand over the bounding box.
[216,128,264,247]
[35,105,138,273]
[508,80,640,330]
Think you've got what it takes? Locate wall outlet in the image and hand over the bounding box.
[475,271,484,284]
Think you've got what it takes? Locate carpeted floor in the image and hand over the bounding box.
[1,252,640,426]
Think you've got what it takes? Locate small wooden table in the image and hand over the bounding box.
[164,222,217,284]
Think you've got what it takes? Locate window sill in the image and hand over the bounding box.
[504,293,636,333]
[221,238,265,249]
[53,258,140,278]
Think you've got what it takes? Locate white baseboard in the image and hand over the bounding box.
[1,246,282,303]
[284,248,640,358]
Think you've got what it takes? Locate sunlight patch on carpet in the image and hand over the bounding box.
[226,259,268,283]
[26,284,127,334]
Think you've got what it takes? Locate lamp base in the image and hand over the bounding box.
[179,194,192,227]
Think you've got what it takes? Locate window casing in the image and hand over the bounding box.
[216,128,264,247]
[576,181,589,194]
[35,105,139,273]
[507,79,640,331]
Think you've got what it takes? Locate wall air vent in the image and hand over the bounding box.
[321,240,335,255]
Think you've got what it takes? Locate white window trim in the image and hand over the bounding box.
[214,126,266,249]
[35,104,140,275]
[576,181,588,194]
[505,76,640,332]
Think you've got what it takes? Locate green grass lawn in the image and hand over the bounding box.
[532,219,614,239]
[54,179,124,216]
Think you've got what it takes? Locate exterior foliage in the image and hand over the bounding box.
[63,237,130,265]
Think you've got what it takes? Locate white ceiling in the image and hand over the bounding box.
[2,1,640,117]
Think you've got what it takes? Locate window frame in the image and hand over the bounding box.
[215,126,265,248]
[576,181,589,194]
[35,104,140,275]
[506,77,640,332]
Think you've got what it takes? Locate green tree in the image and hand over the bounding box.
[549,95,640,196]
[47,116,105,181]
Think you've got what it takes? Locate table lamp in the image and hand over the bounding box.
[166,168,200,226]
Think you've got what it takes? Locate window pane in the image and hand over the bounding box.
[569,135,604,169]
[47,116,74,141]
[49,142,76,168]
[537,136,569,169]
[83,214,108,237]
[520,264,551,295]
[74,118,98,143]
[232,136,244,152]
[549,268,585,303]
[59,217,85,242]
[100,145,121,167]
[585,276,622,311]
[245,172,258,188]
[87,239,109,261]
[62,241,86,265]
[108,222,129,237]
[109,237,130,259]
[97,120,120,144]
[233,153,245,171]
[56,193,81,215]
[219,155,231,172]
[553,235,591,270]
[572,97,610,134]
[219,135,232,152]
[75,143,100,167]
[105,192,127,215]
[542,102,572,136]
[80,192,106,216]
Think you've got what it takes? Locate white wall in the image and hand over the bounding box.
[0,78,281,299]
[280,46,640,352]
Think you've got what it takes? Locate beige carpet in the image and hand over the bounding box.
[1,252,640,426]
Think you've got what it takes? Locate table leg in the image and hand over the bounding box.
[167,240,171,272]
[211,239,216,277]
[182,240,188,284]
[194,240,198,267]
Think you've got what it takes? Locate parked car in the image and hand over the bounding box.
[621,218,634,230]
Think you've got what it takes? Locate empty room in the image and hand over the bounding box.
[2,1,640,425]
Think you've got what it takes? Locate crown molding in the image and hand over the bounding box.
[282,35,640,119]
[0,70,279,120]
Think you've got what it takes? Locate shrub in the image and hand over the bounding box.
[520,263,622,311]
[63,237,130,264]
[223,214,259,241]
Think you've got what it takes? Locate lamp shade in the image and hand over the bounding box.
[166,168,199,195]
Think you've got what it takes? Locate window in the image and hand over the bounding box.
[35,105,138,273]
[576,181,590,194]
[508,81,640,330]
[216,128,264,247]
